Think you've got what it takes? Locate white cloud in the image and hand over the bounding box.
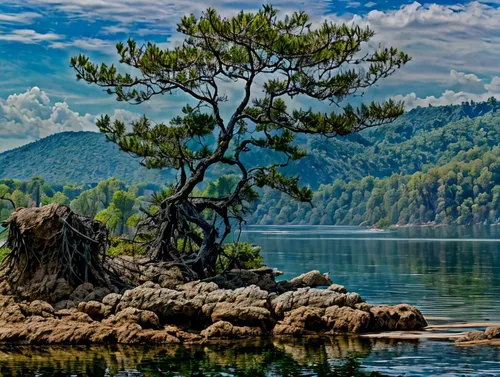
[50,37,114,51]
[0,29,62,44]
[347,2,361,9]
[21,0,330,25]
[393,75,500,109]
[0,87,95,139]
[328,1,500,88]
[393,91,490,109]
[108,108,142,125]
[364,2,376,7]
[485,76,500,93]
[450,70,482,86]
[100,25,130,35]
[0,87,144,149]
[0,12,41,24]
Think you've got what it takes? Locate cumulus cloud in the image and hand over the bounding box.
[393,75,500,109]
[0,87,144,149]
[0,87,95,139]
[485,76,500,93]
[450,70,482,86]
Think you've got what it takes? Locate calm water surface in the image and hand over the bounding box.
[1,225,500,376]
[241,225,500,323]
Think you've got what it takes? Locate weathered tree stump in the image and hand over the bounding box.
[0,204,119,302]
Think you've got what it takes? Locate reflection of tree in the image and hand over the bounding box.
[0,340,397,377]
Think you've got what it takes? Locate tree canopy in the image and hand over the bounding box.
[71,6,410,278]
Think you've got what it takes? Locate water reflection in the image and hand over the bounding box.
[241,225,500,322]
[0,338,499,377]
[0,339,389,377]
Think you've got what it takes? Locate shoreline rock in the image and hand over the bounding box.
[455,326,500,346]
[0,270,427,345]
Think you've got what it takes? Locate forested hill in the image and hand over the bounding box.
[248,111,500,226]
[0,132,173,185]
[0,99,499,189]
[288,99,500,187]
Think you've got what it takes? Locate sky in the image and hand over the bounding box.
[1,0,500,152]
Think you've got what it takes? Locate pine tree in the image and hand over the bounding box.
[71,6,410,279]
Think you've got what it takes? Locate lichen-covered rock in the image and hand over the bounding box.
[322,306,371,333]
[369,304,427,331]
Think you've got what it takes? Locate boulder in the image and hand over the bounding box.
[273,307,325,336]
[322,306,371,333]
[106,307,160,329]
[69,283,94,302]
[78,301,110,320]
[369,304,427,331]
[201,321,263,339]
[288,270,332,288]
[0,295,25,323]
[270,288,362,317]
[327,284,347,294]
[102,293,122,311]
[28,300,54,318]
[455,331,488,343]
[486,326,500,339]
[206,286,272,328]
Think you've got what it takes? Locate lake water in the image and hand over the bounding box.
[241,225,500,323]
[1,225,500,376]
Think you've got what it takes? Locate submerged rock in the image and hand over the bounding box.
[455,326,500,345]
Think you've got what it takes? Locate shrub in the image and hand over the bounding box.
[107,237,146,257]
[218,242,264,274]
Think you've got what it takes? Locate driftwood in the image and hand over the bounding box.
[0,204,120,301]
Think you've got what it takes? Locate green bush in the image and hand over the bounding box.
[107,237,146,257]
[218,242,264,274]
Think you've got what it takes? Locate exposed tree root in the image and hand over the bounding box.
[0,204,122,301]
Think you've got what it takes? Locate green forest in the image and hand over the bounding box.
[249,104,500,226]
[1,100,499,229]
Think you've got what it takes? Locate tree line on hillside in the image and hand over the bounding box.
[248,144,500,227]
